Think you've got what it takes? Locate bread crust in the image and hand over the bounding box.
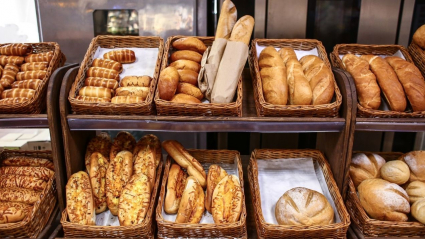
[176,83,204,100]
[66,171,96,225]
[212,175,242,223]
[172,37,207,54]
[111,96,143,104]
[133,146,156,190]
[175,176,204,223]
[158,66,179,101]
[109,131,136,161]
[85,133,111,173]
[380,160,410,185]
[286,58,312,105]
[169,60,201,73]
[399,151,425,182]
[349,153,386,188]
[92,58,122,72]
[170,93,201,104]
[0,166,54,181]
[215,0,237,39]
[115,87,149,99]
[406,181,425,204]
[165,164,187,214]
[133,134,162,168]
[229,15,255,45]
[177,70,198,86]
[0,188,40,204]
[2,156,54,170]
[0,174,46,191]
[0,201,30,223]
[170,50,202,63]
[120,76,151,87]
[205,164,228,213]
[411,199,425,224]
[413,24,425,49]
[89,152,109,213]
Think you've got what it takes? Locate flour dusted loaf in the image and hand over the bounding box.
[349,153,386,187]
[399,151,425,182]
[380,160,410,185]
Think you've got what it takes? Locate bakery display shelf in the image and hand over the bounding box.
[355,118,425,132]
[0,114,49,128]
[347,226,425,239]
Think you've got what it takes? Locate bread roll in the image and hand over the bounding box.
[275,187,334,226]
[2,156,54,170]
[78,86,113,99]
[109,131,136,161]
[349,153,386,187]
[84,133,111,173]
[176,176,205,223]
[165,164,188,214]
[215,0,237,39]
[0,188,40,204]
[176,83,203,100]
[75,96,110,103]
[360,55,406,111]
[170,60,201,73]
[229,15,255,45]
[120,75,151,87]
[0,166,54,181]
[133,146,156,190]
[25,52,53,63]
[111,96,143,104]
[0,55,24,65]
[0,98,29,105]
[342,54,381,109]
[162,140,206,187]
[66,171,96,225]
[286,58,313,105]
[406,181,425,204]
[86,67,119,80]
[12,79,42,90]
[0,175,46,191]
[380,160,410,185]
[89,152,109,213]
[106,150,133,216]
[299,55,334,105]
[258,46,288,105]
[170,50,202,63]
[115,87,149,99]
[358,178,410,221]
[103,49,136,63]
[0,43,32,56]
[91,58,122,72]
[158,66,179,101]
[212,175,242,223]
[1,89,35,99]
[170,93,201,104]
[84,77,118,90]
[0,202,30,224]
[177,70,198,86]
[0,64,19,88]
[386,56,425,112]
[133,134,162,168]
[20,62,48,71]
[413,24,425,49]
[411,199,425,224]
[172,37,207,54]
[205,165,228,213]
[16,70,47,81]
[399,151,425,182]
[118,173,151,226]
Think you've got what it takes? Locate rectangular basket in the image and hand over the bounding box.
[330,43,425,118]
[346,151,425,237]
[60,160,163,238]
[156,149,247,238]
[248,39,342,117]
[0,42,65,114]
[409,42,425,81]
[0,150,57,238]
[154,36,243,117]
[247,149,350,239]
[68,35,164,115]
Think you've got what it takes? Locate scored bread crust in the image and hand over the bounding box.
[229,15,255,45]
[133,146,156,190]
[2,156,54,170]
[164,164,188,214]
[0,166,54,181]
[211,175,242,224]
[0,174,46,191]
[175,176,204,223]
[215,0,237,39]
[205,164,228,213]
[406,181,425,204]
[109,132,136,161]
[66,171,96,225]
[85,133,111,173]
[133,134,162,167]
[0,201,31,223]
[349,153,386,187]
[399,151,425,182]
[89,152,109,214]
[0,188,40,204]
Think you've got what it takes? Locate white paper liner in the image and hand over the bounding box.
[162,156,240,224]
[256,43,319,59]
[256,158,341,225]
[95,210,120,226]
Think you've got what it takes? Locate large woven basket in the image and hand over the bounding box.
[248,39,342,117]
[68,35,164,115]
[248,149,350,239]
[0,42,65,114]
[156,149,247,238]
[154,36,243,116]
[0,150,57,238]
[409,42,425,78]
[330,43,425,118]
[60,160,163,238]
[346,152,425,237]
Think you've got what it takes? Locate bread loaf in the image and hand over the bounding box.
[16,71,47,81]
[91,58,122,72]
[133,134,162,167]
[170,93,201,104]
[399,151,425,182]
[1,89,35,99]
[103,49,136,63]
[205,165,228,213]
[170,60,201,73]
[158,66,179,101]
[133,146,156,190]
[109,131,136,161]
[0,202,30,224]
[278,47,298,64]
[118,173,150,225]
[0,175,46,191]
[229,15,255,45]
[275,187,334,225]
[20,62,48,71]
[75,96,110,102]
[0,188,40,204]
[84,77,118,90]
[411,199,425,224]
[380,160,410,185]
[0,166,54,181]
[120,75,151,87]
[170,50,202,63]
[86,67,119,80]
[89,152,109,213]
[164,164,187,214]
[25,52,53,63]
[342,54,381,109]
[413,24,425,49]
[360,55,406,111]
[78,86,113,99]
[66,171,96,225]
[2,156,54,170]
[176,83,203,100]
[177,70,198,86]
[84,133,111,173]
[406,181,425,204]
[115,87,149,99]
[0,64,19,88]
[111,96,143,104]
[212,175,243,223]
[0,98,29,105]
[0,43,32,56]
[176,176,205,223]
[349,153,386,187]
[0,55,24,65]
[11,79,42,90]
[172,37,207,54]
[286,58,313,105]
[215,0,237,39]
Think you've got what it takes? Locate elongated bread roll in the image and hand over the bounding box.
[133,146,156,190]
[86,67,119,80]
[78,86,113,99]
[386,56,425,112]
[158,66,179,100]
[110,131,136,161]
[89,152,109,213]
[75,96,110,102]
[20,62,48,71]
[12,79,42,90]
[0,188,40,204]
[205,165,227,213]
[0,64,19,88]
[25,52,53,63]
[1,89,35,99]
[85,133,111,173]
[115,86,149,99]
[0,166,54,181]
[106,150,133,216]
[172,37,207,54]
[120,76,152,87]
[165,164,188,214]
[212,175,243,223]
[0,98,29,105]
[176,176,205,223]
[111,96,143,104]
[229,15,255,45]
[16,71,46,81]
[177,70,198,86]
[2,156,54,170]
[286,58,312,105]
[84,77,118,90]
[170,93,201,104]
[0,55,24,66]
[91,58,122,72]
[216,0,237,39]
[118,173,150,225]
[342,54,381,109]
[0,202,30,224]
[133,134,162,167]
[0,174,46,191]
[278,47,298,64]
[66,171,96,225]
[0,43,32,56]
[103,49,136,63]
[176,83,203,100]
[170,50,203,63]
[170,60,201,73]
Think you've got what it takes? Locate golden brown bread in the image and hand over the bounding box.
[103,49,136,63]
[170,60,201,73]
[25,52,53,63]
[172,37,207,54]
[133,134,162,168]
[349,153,386,187]
[205,165,228,213]
[75,96,110,103]
[0,64,19,88]
[413,24,425,49]
[164,164,187,214]
[133,146,156,190]
[0,43,32,56]
[91,58,122,72]
[1,89,35,99]
[2,156,54,170]
[342,54,381,109]
[78,86,113,99]
[176,83,203,100]
[177,70,198,86]
[399,151,425,182]
[278,47,298,64]
[111,96,143,104]
[11,79,42,90]
[84,77,118,90]
[212,175,242,223]
[109,131,136,161]
[84,133,111,173]
[0,202,30,224]
[0,187,40,204]
[175,176,205,223]
[16,71,46,81]
[115,87,149,99]
[20,62,48,71]
[0,175,47,191]
[170,50,203,63]
[0,55,24,65]
[120,76,152,87]
[0,166,54,181]
[0,98,29,105]
[89,152,109,213]
[406,181,425,204]
[412,199,425,224]
[386,56,425,112]
[158,66,179,101]
[286,58,312,105]
[66,171,96,225]
[170,93,201,104]
[380,160,410,185]
[215,0,237,39]
[229,15,255,45]
[86,67,119,80]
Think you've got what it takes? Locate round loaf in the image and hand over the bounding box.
[66,171,96,225]
[158,66,179,101]
[411,198,425,224]
[275,187,334,226]
[109,131,136,161]
[212,175,243,223]
[177,70,198,86]
[171,93,201,104]
[205,164,228,213]
[399,151,425,182]
[380,160,410,185]
[171,50,202,63]
[89,152,109,213]
[175,176,205,223]
[176,83,203,100]
[169,60,201,73]
[172,37,207,54]
[406,181,425,204]
[413,24,425,49]
[164,164,188,214]
[358,178,410,221]
[349,153,386,187]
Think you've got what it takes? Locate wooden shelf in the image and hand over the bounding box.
[356,118,425,132]
[0,114,49,128]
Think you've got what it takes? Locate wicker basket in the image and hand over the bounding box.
[247,149,350,239]
[154,36,243,116]
[156,149,247,238]
[0,150,57,238]
[0,42,65,114]
[68,35,164,115]
[409,42,425,78]
[248,39,342,117]
[347,152,425,237]
[330,43,425,118]
[60,160,163,238]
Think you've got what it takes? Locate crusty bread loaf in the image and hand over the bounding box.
[133,146,156,190]
[172,37,207,54]
[229,15,255,45]
[85,133,111,173]
[0,166,54,181]
[158,66,179,101]
[16,70,46,81]
[406,181,425,204]
[360,55,406,112]
[278,47,298,64]
[358,178,410,221]
[91,58,122,72]
[349,153,386,187]
[399,151,425,182]
[111,96,143,104]
[165,164,188,214]
[109,131,136,161]
[170,50,202,63]
[212,175,242,223]
[11,79,42,90]
[0,202,30,224]
[115,87,149,99]
[176,83,203,100]
[205,164,228,213]
[170,93,201,104]
[75,96,110,103]
[413,24,425,49]
[103,49,136,64]
[86,67,119,80]
[0,43,32,56]
[20,62,48,71]
[2,156,54,170]
[89,152,109,213]
[170,60,201,73]
[342,54,381,109]
[286,58,313,105]
[215,0,237,39]
[380,160,410,185]
[24,52,52,63]
[275,187,334,226]
[78,86,113,99]
[0,174,47,191]
[0,187,40,204]
[84,77,119,90]
[133,134,162,168]
[120,76,151,87]
[411,198,425,224]
[175,176,205,223]
[66,171,96,225]
[177,70,198,86]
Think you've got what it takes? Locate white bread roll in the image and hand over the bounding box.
[380,160,410,185]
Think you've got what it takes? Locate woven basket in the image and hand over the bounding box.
[248,39,342,117]
[347,152,425,237]
[0,150,57,238]
[156,149,247,238]
[154,36,243,116]
[0,42,65,114]
[409,42,425,78]
[68,35,164,115]
[248,149,350,239]
[60,160,163,238]
[330,43,425,118]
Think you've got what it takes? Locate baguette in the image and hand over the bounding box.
[84,77,119,90]
[212,175,243,223]
[120,76,152,87]
[286,58,312,105]
[118,173,150,225]
[75,96,110,102]
[16,71,47,81]
[170,60,201,73]
[0,43,32,56]
[158,66,179,101]
[0,166,54,181]
[0,202,30,224]
[91,58,122,72]
[0,174,47,191]
[133,134,162,168]
[205,165,227,213]
[0,64,19,88]
[86,67,119,80]
[133,146,156,190]
[170,93,201,104]
[110,131,136,161]
[66,171,96,225]
[2,156,54,170]
[172,37,207,54]
[215,0,237,39]
[229,15,255,45]
[25,52,53,63]
[278,47,298,64]
[78,86,113,99]
[176,83,203,100]
[103,49,136,63]
[0,55,24,66]
[1,89,35,99]
[85,133,111,173]
[115,86,149,99]
[11,79,42,90]
[170,50,202,63]
[89,152,109,213]
[0,98,29,105]
[0,188,40,204]
[175,176,205,223]
[164,164,187,214]
[20,62,48,71]
[111,96,143,104]
[177,70,198,86]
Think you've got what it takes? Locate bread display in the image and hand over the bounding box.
[0,43,32,56]
[411,199,425,224]
[164,164,188,214]
[66,171,96,225]
[380,160,410,185]
[109,131,136,161]
[170,50,202,63]
[120,76,151,87]
[2,156,54,170]
[205,164,227,213]
[92,58,122,72]
[211,175,243,223]
[399,151,425,182]
[20,62,48,71]
[0,188,40,205]
[0,202,30,224]
[175,176,205,223]
[25,52,53,63]
[158,66,179,101]
[172,37,207,54]
[103,49,136,64]
[12,79,42,90]
[349,153,386,187]
[84,77,119,90]
[215,0,237,39]
[89,153,109,214]
[406,181,425,204]
[0,166,53,181]
[84,133,111,173]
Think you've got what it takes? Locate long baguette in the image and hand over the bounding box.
[215,0,237,39]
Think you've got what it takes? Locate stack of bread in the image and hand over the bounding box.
[65,132,161,226]
[0,43,54,105]
[162,140,243,224]
[258,46,335,106]
[0,155,55,224]
[349,151,425,224]
[76,49,153,104]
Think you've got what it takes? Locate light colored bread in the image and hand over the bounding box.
[133,146,156,190]
[399,151,425,182]
[172,37,207,54]
[278,47,298,64]
[216,0,237,39]
[0,187,40,204]
[275,187,334,226]
[170,60,201,73]
[115,87,149,99]
[109,131,136,161]
[78,86,113,99]
[413,24,425,49]
[0,174,46,191]
[84,77,119,90]
[358,178,410,221]
[86,67,119,80]
[177,70,198,86]
[406,181,425,204]
[170,50,202,63]
[120,76,151,87]
[103,49,136,64]
[0,202,30,224]
[84,133,111,174]
[91,58,122,72]
[380,160,410,185]
[89,152,109,214]
[205,164,228,213]
[176,83,204,100]
[111,96,143,104]
[158,66,179,101]
[0,166,54,181]
[165,164,188,214]
[411,198,425,224]
[75,96,110,103]
[170,93,201,104]
[175,176,205,223]
[66,171,96,225]
[229,15,255,45]
[349,153,386,188]
[133,134,162,168]
[212,175,242,223]
[286,58,313,105]
[2,156,54,170]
